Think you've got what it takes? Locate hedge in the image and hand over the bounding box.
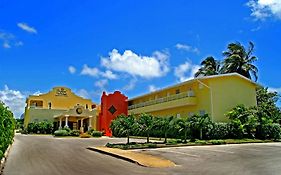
[0,102,15,159]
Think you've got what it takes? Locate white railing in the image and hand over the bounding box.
[128,91,195,110]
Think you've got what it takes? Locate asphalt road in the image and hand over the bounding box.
[3,134,281,175]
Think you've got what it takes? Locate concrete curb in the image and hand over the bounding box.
[87,147,142,166]
[0,143,12,175]
[87,146,175,168]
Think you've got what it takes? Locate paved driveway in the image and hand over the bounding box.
[3,134,281,175]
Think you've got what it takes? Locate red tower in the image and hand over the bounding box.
[98,91,128,136]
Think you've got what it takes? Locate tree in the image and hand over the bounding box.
[177,117,190,143]
[256,86,281,123]
[226,104,258,138]
[110,114,135,144]
[195,56,220,77]
[221,42,258,81]
[188,114,211,140]
[137,113,154,143]
[159,116,175,143]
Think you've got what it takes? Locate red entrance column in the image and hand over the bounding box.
[98,91,128,136]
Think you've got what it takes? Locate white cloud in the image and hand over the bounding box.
[17,22,37,34]
[122,79,137,91]
[75,89,91,99]
[268,87,281,93]
[247,0,281,20]
[80,64,118,79]
[148,85,158,92]
[0,31,22,49]
[68,66,76,74]
[175,43,200,54]
[0,85,26,118]
[251,26,262,32]
[33,91,42,96]
[174,61,200,82]
[101,49,170,79]
[95,79,108,89]
[81,64,99,77]
[100,70,118,79]
[3,42,11,49]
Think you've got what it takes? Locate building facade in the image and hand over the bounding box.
[98,91,128,136]
[128,73,258,122]
[24,87,97,132]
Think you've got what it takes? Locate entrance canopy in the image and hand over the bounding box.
[54,105,97,132]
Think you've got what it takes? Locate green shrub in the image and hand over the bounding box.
[80,133,91,138]
[205,123,229,139]
[20,129,28,134]
[54,130,69,136]
[27,121,53,134]
[208,140,226,145]
[0,150,3,159]
[258,123,281,140]
[69,130,80,136]
[194,140,207,145]
[91,131,103,137]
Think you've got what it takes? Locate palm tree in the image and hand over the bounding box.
[137,113,154,143]
[194,56,220,77]
[159,116,175,143]
[221,42,258,81]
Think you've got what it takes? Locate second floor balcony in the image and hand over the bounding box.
[128,91,197,114]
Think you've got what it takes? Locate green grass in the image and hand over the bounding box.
[106,138,280,150]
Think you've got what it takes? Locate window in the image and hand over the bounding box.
[86,104,88,109]
[176,89,180,94]
[48,102,52,109]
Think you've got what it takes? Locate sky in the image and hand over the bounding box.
[0,0,281,118]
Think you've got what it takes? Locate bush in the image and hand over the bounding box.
[0,150,3,159]
[69,130,80,136]
[208,140,226,145]
[54,130,69,136]
[258,123,281,140]
[27,121,53,134]
[194,140,207,145]
[80,133,91,138]
[205,123,229,140]
[91,131,103,137]
[0,102,15,159]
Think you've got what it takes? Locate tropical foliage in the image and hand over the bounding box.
[195,41,258,81]
[0,102,15,159]
[26,121,54,134]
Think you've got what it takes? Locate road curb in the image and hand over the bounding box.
[87,146,175,168]
[87,147,142,166]
[0,143,13,175]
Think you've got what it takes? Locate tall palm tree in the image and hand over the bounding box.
[221,42,258,81]
[194,56,220,77]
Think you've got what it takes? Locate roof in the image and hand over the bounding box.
[128,73,259,101]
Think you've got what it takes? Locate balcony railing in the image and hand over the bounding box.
[128,91,195,110]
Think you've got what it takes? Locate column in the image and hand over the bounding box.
[65,115,69,128]
[59,117,62,129]
[80,118,84,133]
[88,116,92,131]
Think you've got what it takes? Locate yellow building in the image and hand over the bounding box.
[128,73,258,122]
[24,87,98,132]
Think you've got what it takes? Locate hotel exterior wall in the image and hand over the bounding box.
[24,87,96,128]
[128,73,257,122]
[26,87,94,110]
[209,76,257,122]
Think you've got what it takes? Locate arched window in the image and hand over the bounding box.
[48,102,52,109]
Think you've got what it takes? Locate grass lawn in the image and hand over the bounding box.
[106,138,279,150]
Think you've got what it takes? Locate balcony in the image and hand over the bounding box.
[128,91,197,114]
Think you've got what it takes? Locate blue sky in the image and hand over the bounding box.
[0,0,280,117]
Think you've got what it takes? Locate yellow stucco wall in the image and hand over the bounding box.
[24,87,96,128]
[128,73,257,122]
